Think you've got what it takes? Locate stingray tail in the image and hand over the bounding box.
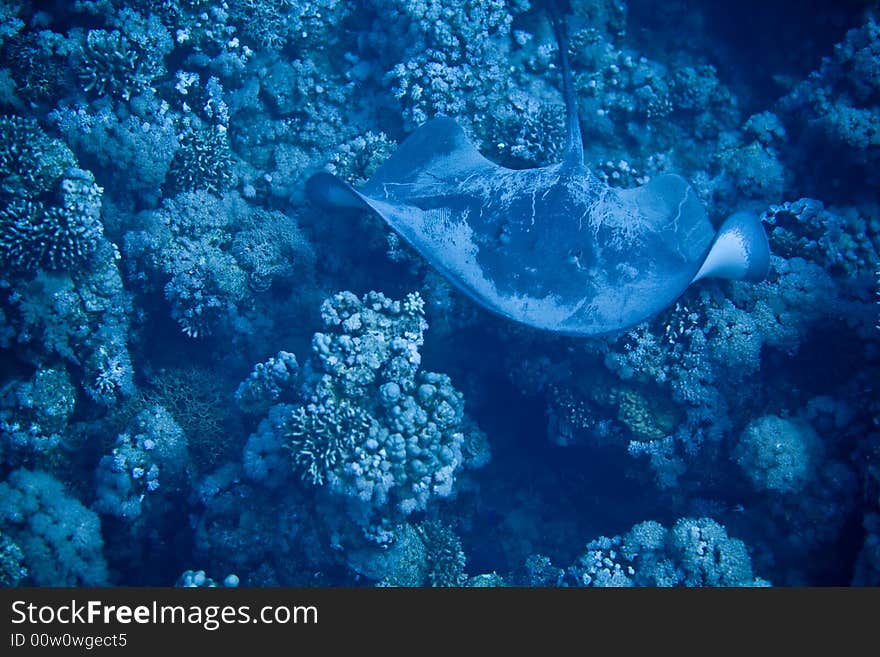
[548,2,583,168]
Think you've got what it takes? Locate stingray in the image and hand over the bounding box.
[306,16,770,337]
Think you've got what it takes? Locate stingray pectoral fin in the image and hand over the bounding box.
[362,117,501,195]
[306,171,418,234]
[691,211,771,283]
[306,172,371,211]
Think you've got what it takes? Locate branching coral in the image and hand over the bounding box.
[0,117,104,273]
[591,246,851,489]
[75,10,172,101]
[284,399,373,487]
[0,115,76,200]
[167,124,234,195]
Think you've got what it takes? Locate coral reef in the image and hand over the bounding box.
[0,117,104,273]
[93,404,190,522]
[0,530,27,586]
[351,520,468,586]
[0,468,108,585]
[0,0,875,588]
[75,11,172,101]
[778,15,880,198]
[0,366,75,464]
[242,290,487,545]
[733,415,823,495]
[123,190,314,339]
[235,351,299,415]
[566,517,768,587]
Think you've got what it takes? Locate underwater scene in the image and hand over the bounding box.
[0,0,878,587]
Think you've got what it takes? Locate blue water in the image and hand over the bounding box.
[0,0,877,587]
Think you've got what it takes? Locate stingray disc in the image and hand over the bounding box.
[307,118,754,336]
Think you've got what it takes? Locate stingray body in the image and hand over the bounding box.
[307,16,769,336]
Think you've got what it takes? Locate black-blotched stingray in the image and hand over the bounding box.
[307,15,769,337]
